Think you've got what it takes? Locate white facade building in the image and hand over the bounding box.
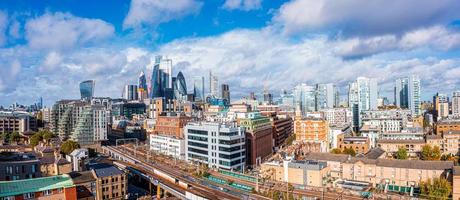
[149,134,185,159]
[184,121,246,171]
[452,91,460,116]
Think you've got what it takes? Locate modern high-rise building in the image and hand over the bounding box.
[434,93,449,120]
[315,83,337,111]
[293,83,315,115]
[150,56,174,99]
[173,71,187,100]
[209,71,218,97]
[348,77,378,131]
[79,80,95,101]
[221,84,230,103]
[123,85,138,101]
[193,76,205,102]
[452,91,460,116]
[138,71,148,101]
[395,75,421,116]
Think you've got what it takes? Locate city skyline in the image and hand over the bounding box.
[1,0,460,106]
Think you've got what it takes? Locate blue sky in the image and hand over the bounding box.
[1,0,460,107]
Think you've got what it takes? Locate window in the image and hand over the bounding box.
[23,193,35,199]
[43,190,53,196]
[1,196,15,200]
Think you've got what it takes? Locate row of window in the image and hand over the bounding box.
[188,129,208,135]
[188,135,208,142]
[4,164,37,175]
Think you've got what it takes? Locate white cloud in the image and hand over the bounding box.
[222,0,262,11]
[25,12,114,50]
[273,0,460,36]
[41,51,63,71]
[335,26,460,58]
[0,59,21,92]
[156,29,460,98]
[123,0,203,29]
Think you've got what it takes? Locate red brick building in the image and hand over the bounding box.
[153,113,192,139]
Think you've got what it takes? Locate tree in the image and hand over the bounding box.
[42,130,54,141]
[30,133,43,147]
[330,148,342,154]
[395,146,408,160]
[419,178,451,200]
[61,140,80,155]
[9,132,21,144]
[342,147,356,156]
[421,145,441,160]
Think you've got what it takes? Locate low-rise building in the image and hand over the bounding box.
[261,158,329,187]
[0,152,41,181]
[153,113,191,138]
[39,151,72,176]
[185,121,246,171]
[0,174,77,200]
[377,139,426,157]
[302,152,454,195]
[69,171,97,199]
[89,163,127,200]
[269,114,293,149]
[294,115,329,152]
[239,112,273,167]
[149,134,185,159]
[436,119,460,135]
[337,134,370,155]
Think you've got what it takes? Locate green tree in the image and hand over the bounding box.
[0,132,9,143]
[42,130,54,141]
[30,133,43,147]
[421,145,441,160]
[9,132,21,144]
[61,140,80,155]
[419,178,451,200]
[342,147,356,156]
[395,146,408,160]
[330,148,342,154]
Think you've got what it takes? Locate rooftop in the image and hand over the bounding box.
[69,171,96,184]
[377,139,425,144]
[0,174,74,197]
[364,148,385,159]
[0,152,38,162]
[89,163,124,178]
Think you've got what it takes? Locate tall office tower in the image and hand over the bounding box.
[293,83,316,115]
[434,93,449,120]
[315,83,336,111]
[123,85,138,101]
[221,84,230,103]
[263,87,273,105]
[150,55,174,99]
[138,71,148,101]
[395,75,421,116]
[209,71,218,97]
[193,76,205,102]
[348,77,378,131]
[79,80,95,101]
[452,91,460,116]
[156,55,173,89]
[249,92,256,100]
[174,71,187,100]
[150,64,162,98]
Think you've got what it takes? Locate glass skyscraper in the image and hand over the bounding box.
[80,80,95,101]
[174,71,187,100]
[395,75,421,116]
[193,76,205,102]
[348,77,378,131]
[293,83,315,115]
[138,71,148,100]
